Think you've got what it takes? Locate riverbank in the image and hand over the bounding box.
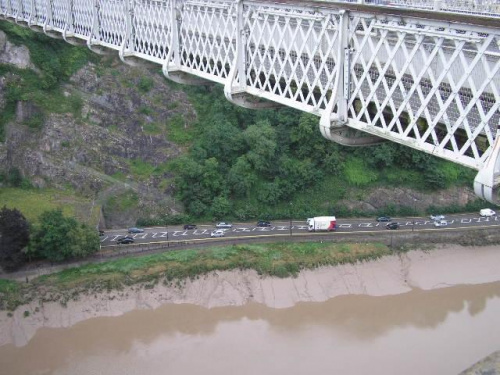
[1,243,500,347]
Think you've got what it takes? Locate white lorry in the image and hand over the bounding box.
[307,216,337,232]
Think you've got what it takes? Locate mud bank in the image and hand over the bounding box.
[1,244,500,347]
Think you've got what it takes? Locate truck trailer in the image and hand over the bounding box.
[307,216,336,232]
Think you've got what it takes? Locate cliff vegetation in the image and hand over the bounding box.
[0,20,483,230]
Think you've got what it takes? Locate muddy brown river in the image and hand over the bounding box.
[1,281,500,375]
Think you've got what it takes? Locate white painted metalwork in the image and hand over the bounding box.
[1,0,499,203]
[348,0,500,18]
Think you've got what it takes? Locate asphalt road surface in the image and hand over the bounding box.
[100,213,500,248]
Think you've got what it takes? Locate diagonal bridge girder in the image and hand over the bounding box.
[1,0,499,203]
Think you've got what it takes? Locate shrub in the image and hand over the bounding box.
[29,209,99,262]
[344,157,378,187]
[137,77,154,93]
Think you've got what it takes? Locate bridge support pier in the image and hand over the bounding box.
[474,131,500,205]
[224,92,281,110]
[319,121,386,146]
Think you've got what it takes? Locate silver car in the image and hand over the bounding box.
[211,229,225,238]
[430,214,445,221]
[434,220,448,227]
[216,222,233,229]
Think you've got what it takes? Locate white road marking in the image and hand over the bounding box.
[158,232,169,238]
[233,228,252,232]
[111,235,122,241]
[474,217,490,223]
[172,230,188,236]
[358,223,373,228]
[338,223,352,228]
[193,229,209,235]
[100,236,109,242]
[135,233,148,239]
[275,226,289,231]
[461,218,472,223]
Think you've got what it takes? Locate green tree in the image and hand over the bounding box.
[174,157,227,215]
[30,209,99,262]
[243,120,277,175]
[0,206,29,271]
[198,116,245,163]
[228,156,257,198]
[210,196,232,219]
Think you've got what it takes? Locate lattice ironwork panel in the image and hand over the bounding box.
[51,0,70,31]
[133,0,171,62]
[179,0,237,80]
[343,0,500,18]
[0,0,8,16]
[99,0,126,47]
[10,0,21,19]
[33,0,48,25]
[245,3,342,112]
[348,16,500,168]
[73,0,93,37]
[19,0,31,22]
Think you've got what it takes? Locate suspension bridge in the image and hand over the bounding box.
[1,0,499,202]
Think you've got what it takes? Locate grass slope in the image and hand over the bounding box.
[0,187,100,225]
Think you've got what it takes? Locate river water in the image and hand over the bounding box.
[1,281,500,375]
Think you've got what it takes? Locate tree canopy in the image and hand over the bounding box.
[30,209,99,262]
[0,206,29,271]
[169,85,476,220]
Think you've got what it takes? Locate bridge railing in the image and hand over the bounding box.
[336,0,500,18]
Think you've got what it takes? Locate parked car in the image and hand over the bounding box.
[434,220,448,227]
[98,230,105,236]
[183,224,197,230]
[210,229,225,238]
[128,227,144,234]
[376,216,392,222]
[430,214,445,221]
[216,222,233,229]
[117,236,135,244]
[480,208,496,217]
[386,222,400,230]
[257,221,271,227]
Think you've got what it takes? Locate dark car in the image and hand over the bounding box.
[376,216,392,222]
[128,227,144,234]
[386,222,400,230]
[183,224,197,230]
[98,230,105,236]
[117,236,135,244]
[257,221,271,227]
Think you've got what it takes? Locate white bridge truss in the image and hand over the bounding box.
[1,0,500,203]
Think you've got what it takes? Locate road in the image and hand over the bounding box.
[100,213,500,248]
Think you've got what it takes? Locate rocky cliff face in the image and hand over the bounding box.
[0,29,478,228]
[0,29,195,227]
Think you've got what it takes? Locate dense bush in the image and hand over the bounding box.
[0,206,29,271]
[169,85,475,221]
[29,209,99,262]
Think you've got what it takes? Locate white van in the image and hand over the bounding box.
[480,208,496,217]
